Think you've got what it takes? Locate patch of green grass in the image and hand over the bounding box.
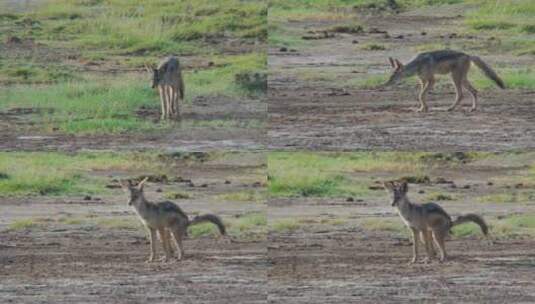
[216,190,265,203]
[361,43,387,51]
[0,64,75,84]
[97,217,140,230]
[188,213,267,239]
[268,152,433,198]
[0,75,161,134]
[185,53,267,100]
[8,218,39,230]
[360,218,407,234]
[27,0,266,56]
[0,152,162,197]
[228,212,267,237]
[270,219,301,233]
[164,191,192,200]
[471,68,535,90]
[188,222,219,238]
[1,53,265,135]
[345,74,388,89]
[454,214,535,238]
[426,192,455,201]
[476,191,535,204]
[466,0,535,56]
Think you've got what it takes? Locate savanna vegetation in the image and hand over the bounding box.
[0,0,267,134]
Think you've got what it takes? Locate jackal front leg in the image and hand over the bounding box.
[410,228,419,264]
[147,228,157,263]
[417,78,434,112]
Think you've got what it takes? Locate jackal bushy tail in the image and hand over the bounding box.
[189,214,226,235]
[452,213,489,235]
[470,56,505,89]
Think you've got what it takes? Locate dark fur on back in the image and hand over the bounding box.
[421,202,452,221]
[157,56,179,74]
[155,200,188,219]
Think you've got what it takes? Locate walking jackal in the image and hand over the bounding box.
[383,180,488,263]
[385,50,505,112]
[120,177,226,262]
[145,56,185,120]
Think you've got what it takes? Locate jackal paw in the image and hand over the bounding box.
[468,107,477,112]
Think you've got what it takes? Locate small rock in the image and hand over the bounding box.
[279,47,288,52]
[421,31,427,36]
[83,195,92,201]
[224,180,231,184]
[352,40,359,44]
[462,185,471,189]
[487,181,494,186]
[418,190,425,194]
[346,197,354,202]
[200,184,208,188]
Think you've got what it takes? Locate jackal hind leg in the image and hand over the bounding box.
[417,78,434,112]
[432,229,448,262]
[165,86,173,120]
[173,86,181,119]
[463,80,478,112]
[410,228,420,264]
[158,228,172,262]
[447,70,466,111]
[170,226,185,261]
[158,86,167,120]
[423,230,435,262]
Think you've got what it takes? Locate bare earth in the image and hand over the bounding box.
[268,154,535,303]
[0,155,267,303]
[268,5,535,151]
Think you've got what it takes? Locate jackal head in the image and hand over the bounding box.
[120,177,148,206]
[144,64,159,88]
[385,57,404,86]
[383,180,408,206]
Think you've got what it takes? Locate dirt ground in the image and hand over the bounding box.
[268,4,535,151]
[0,95,266,152]
[268,154,535,303]
[0,154,267,303]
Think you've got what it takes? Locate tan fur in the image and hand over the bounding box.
[384,180,488,263]
[120,177,225,262]
[385,50,504,112]
[145,56,184,120]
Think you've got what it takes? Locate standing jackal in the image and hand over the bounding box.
[145,56,185,120]
[385,50,505,112]
[383,180,488,263]
[120,177,226,262]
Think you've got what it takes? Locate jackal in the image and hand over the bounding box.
[383,180,488,263]
[385,50,505,112]
[120,177,226,262]
[145,56,185,120]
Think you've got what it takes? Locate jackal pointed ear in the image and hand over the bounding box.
[137,177,149,190]
[388,57,395,68]
[394,59,403,69]
[118,179,130,191]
